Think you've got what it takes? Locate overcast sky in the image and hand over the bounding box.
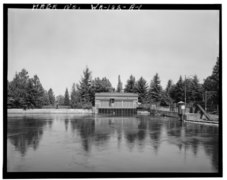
[8,9,219,96]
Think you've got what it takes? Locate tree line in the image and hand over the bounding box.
[7,57,219,111]
[7,69,55,109]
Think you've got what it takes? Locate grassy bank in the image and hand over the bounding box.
[7,109,93,114]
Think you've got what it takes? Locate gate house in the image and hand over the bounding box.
[95,92,138,115]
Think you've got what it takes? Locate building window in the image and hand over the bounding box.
[109,99,115,107]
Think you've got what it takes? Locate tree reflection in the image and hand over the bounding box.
[96,117,125,149]
[148,119,162,152]
[70,117,95,152]
[200,126,219,171]
[8,116,48,156]
[204,136,219,171]
[166,119,182,137]
[94,118,113,147]
[164,119,219,171]
[7,115,219,172]
[190,138,200,156]
[165,119,185,151]
[123,117,148,151]
[70,117,124,152]
[47,120,53,129]
[64,118,69,131]
[137,118,147,141]
[184,123,219,170]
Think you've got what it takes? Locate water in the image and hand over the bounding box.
[7,114,219,172]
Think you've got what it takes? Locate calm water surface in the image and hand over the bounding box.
[7,114,219,172]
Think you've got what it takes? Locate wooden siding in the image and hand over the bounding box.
[96,100,137,109]
[95,92,138,109]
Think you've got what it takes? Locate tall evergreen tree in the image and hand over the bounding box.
[190,75,203,103]
[101,77,113,92]
[203,57,220,110]
[124,75,136,93]
[135,77,148,104]
[71,83,78,108]
[203,57,219,92]
[27,75,45,108]
[170,76,184,103]
[7,80,14,107]
[166,80,173,95]
[148,73,162,103]
[64,88,70,106]
[48,88,55,105]
[90,77,113,105]
[25,78,35,108]
[184,77,193,103]
[212,57,219,88]
[160,79,174,106]
[8,69,29,108]
[42,90,50,105]
[77,67,92,105]
[92,77,112,93]
[117,75,123,92]
[8,69,51,108]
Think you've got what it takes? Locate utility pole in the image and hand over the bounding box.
[205,91,207,111]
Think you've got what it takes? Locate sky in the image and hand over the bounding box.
[8,9,219,96]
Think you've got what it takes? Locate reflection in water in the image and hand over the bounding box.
[148,118,162,152]
[70,117,95,152]
[94,118,112,145]
[184,123,219,171]
[8,116,52,156]
[7,114,219,172]
[64,118,69,131]
[165,119,185,151]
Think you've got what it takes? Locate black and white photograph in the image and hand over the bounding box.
[3,3,222,178]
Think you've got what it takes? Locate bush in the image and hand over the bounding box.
[82,102,93,109]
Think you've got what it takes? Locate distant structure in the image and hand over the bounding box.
[95,92,138,115]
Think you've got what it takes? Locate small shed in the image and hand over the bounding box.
[95,92,138,115]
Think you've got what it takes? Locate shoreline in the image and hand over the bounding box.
[7,109,93,114]
[7,109,219,126]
